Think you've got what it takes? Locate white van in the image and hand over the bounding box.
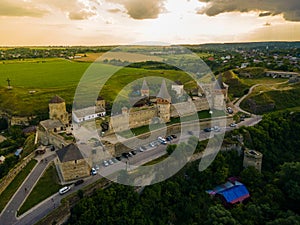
[59,186,71,195]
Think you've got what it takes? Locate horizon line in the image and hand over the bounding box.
[1,40,300,48]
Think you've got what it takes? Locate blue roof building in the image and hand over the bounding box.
[206,180,250,205]
[15,148,23,157]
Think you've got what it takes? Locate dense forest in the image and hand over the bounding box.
[66,111,300,225]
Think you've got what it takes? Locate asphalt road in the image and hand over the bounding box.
[0,154,56,225]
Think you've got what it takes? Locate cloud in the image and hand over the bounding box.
[106,0,166,19]
[69,10,97,20]
[197,0,300,21]
[108,8,123,14]
[0,0,48,17]
[32,0,98,20]
[259,12,273,17]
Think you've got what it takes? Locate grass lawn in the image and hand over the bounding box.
[0,159,37,213]
[17,163,62,216]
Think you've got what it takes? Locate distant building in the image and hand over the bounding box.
[243,149,263,172]
[241,63,249,68]
[265,71,299,78]
[206,179,250,206]
[55,143,91,181]
[171,80,184,97]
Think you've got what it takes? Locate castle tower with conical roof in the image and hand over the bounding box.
[49,95,69,125]
[141,79,150,97]
[157,80,171,123]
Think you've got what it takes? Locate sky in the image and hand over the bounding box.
[0,0,299,45]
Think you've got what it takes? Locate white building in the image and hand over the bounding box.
[171,81,184,97]
[73,106,106,123]
[265,71,299,78]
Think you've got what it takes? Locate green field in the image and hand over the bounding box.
[0,58,198,116]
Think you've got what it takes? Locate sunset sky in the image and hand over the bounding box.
[0,0,299,45]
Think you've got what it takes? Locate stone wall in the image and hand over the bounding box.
[110,107,157,133]
[37,128,70,149]
[10,116,30,126]
[0,152,35,195]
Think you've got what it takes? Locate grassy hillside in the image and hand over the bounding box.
[0,58,197,116]
[222,70,250,99]
[241,83,300,114]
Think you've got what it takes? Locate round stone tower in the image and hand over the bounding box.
[156,80,171,123]
[49,95,69,125]
[243,149,263,172]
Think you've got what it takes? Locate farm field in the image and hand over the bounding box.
[74,52,162,63]
[0,58,197,116]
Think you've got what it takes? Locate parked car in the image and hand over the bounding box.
[171,134,177,139]
[213,126,221,132]
[95,164,100,170]
[112,158,118,163]
[166,136,172,141]
[149,142,155,147]
[204,127,212,132]
[160,140,167,145]
[230,123,237,127]
[59,186,71,195]
[91,168,97,175]
[74,179,84,186]
[139,147,144,152]
[131,150,136,155]
[116,156,122,161]
[128,152,133,157]
[108,159,114,165]
[158,136,166,142]
[103,160,109,167]
[122,153,129,158]
[227,107,233,114]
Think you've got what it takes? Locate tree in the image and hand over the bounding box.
[205,204,238,225]
[166,144,176,155]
